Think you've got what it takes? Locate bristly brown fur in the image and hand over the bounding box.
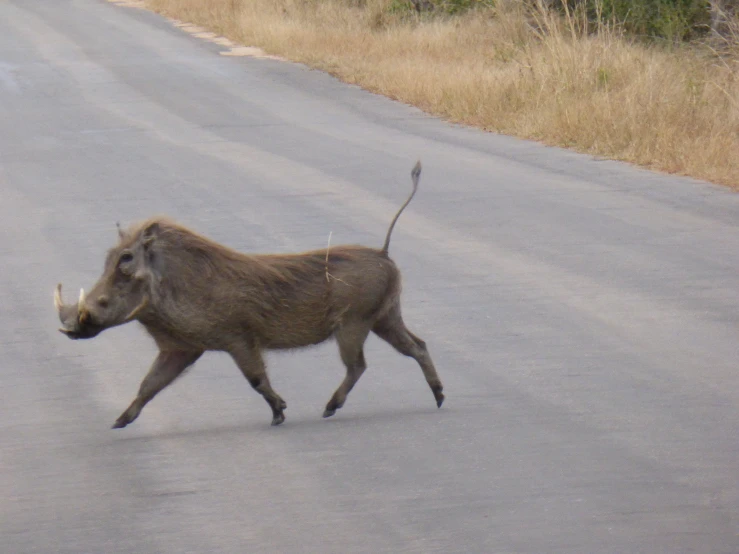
[124,216,401,351]
[55,162,444,429]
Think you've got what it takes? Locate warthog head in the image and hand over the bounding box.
[54,223,157,339]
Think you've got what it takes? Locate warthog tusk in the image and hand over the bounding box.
[78,288,90,324]
[54,284,63,313]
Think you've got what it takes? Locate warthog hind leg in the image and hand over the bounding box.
[372,304,444,408]
[323,322,371,418]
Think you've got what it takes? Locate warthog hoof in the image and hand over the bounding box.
[112,417,129,429]
[322,408,336,418]
[432,386,445,408]
[271,413,285,426]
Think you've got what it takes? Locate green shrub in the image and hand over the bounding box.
[548,0,713,42]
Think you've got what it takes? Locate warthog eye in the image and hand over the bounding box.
[117,251,135,276]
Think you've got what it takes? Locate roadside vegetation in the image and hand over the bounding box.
[145,0,739,188]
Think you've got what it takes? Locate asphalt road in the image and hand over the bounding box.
[2,1,738,552]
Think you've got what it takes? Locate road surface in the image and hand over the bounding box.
[1,1,738,552]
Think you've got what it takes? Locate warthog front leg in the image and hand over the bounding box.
[229,343,287,426]
[112,350,203,429]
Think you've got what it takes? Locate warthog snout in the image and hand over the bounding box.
[55,161,444,430]
[54,285,100,339]
[54,283,147,339]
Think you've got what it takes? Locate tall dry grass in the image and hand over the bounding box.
[146,0,739,188]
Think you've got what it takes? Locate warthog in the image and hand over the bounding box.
[55,161,444,429]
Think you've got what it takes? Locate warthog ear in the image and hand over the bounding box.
[141,221,161,249]
[136,222,164,283]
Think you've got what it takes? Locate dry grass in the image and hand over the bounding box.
[145,0,739,188]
